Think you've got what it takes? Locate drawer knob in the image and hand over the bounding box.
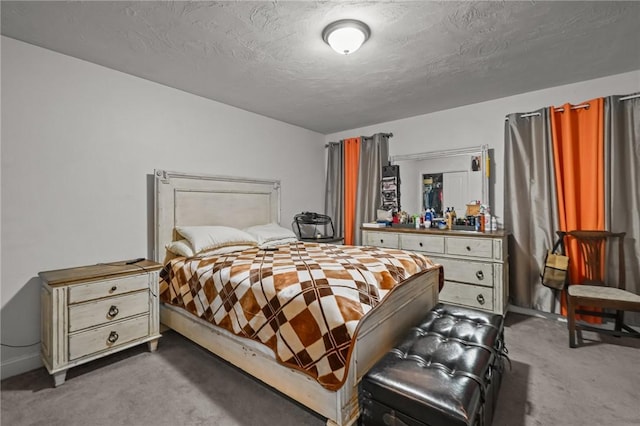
[380,239,384,244]
[419,242,423,247]
[476,271,484,280]
[107,305,119,318]
[107,331,119,344]
[110,286,117,292]
[477,294,485,305]
[466,246,471,251]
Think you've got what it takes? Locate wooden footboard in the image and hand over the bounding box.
[160,267,439,426]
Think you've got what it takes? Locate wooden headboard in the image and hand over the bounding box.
[153,169,281,262]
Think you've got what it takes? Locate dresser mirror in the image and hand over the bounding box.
[391,145,489,218]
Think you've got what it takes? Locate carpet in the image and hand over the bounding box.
[2,312,639,425]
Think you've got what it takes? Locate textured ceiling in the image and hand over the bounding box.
[2,1,639,134]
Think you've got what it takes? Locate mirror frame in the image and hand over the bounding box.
[390,144,490,214]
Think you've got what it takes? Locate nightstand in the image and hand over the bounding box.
[39,259,163,386]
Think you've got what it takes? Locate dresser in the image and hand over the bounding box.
[39,259,163,386]
[362,227,509,314]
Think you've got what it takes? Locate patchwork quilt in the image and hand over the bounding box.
[159,241,441,390]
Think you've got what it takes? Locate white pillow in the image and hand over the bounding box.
[166,240,255,258]
[259,237,299,249]
[166,239,195,257]
[200,244,256,256]
[175,226,258,254]
[244,223,297,245]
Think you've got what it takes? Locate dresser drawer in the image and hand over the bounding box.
[400,234,445,254]
[435,257,494,287]
[68,291,149,332]
[446,237,494,258]
[364,231,399,249]
[439,281,494,311]
[68,315,149,361]
[359,228,508,315]
[68,274,149,303]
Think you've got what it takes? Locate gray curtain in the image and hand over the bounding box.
[604,93,640,326]
[354,133,389,245]
[504,108,561,312]
[325,142,344,240]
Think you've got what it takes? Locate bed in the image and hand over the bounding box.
[153,169,442,426]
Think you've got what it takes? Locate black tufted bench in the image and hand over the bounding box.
[360,303,508,426]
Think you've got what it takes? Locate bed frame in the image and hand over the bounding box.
[153,169,440,426]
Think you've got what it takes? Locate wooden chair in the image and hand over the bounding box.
[559,230,640,348]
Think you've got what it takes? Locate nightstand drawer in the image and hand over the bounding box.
[400,234,445,254]
[446,237,493,258]
[439,281,494,311]
[434,257,494,287]
[68,291,149,332]
[68,315,149,361]
[69,274,149,303]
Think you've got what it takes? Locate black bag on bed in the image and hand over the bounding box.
[293,212,339,242]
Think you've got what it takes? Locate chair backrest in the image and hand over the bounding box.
[558,230,626,290]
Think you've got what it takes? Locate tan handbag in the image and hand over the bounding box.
[541,237,569,290]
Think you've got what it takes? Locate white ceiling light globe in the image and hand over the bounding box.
[327,27,366,55]
[322,19,371,56]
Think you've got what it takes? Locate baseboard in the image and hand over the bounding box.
[1,351,43,380]
[507,304,567,322]
[507,304,640,332]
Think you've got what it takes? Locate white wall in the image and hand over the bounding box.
[325,70,640,222]
[0,37,325,378]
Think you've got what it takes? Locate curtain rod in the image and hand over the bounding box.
[325,132,394,147]
[554,103,590,113]
[504,104,590,121]
[358,132,394,139]
[505,93,638,121]
[504,112,541,121]
[620,93,640,101]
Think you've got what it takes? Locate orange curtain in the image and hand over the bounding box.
[344,137,361,245]
[551,98,605,319]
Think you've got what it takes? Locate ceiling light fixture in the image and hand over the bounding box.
[322,19,370,55]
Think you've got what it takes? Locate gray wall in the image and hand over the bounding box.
[1,37,326,378]
[325,70,640,222]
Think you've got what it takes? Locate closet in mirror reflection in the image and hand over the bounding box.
[422,173,443,216]
[392,145,489,218]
